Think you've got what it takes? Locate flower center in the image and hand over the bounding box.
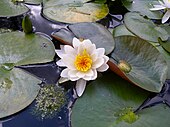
[74,49,92,72]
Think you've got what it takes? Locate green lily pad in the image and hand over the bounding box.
[159,38,170,53]
[109,36,167,93]
[112,25,135,37]
[24,0,42,4]
[43,0,108,23]
[124,12,169,42]
[121,0,162,19]
[52,22,115,55]
[0,68,40,118]
[0,31,55,66]
[0,31,55,118]
[0,29,13,34]
[160,24,170,34]
[71,72,170,127]
[0,0,28,17]
[158,25,170,53]
[22,15,33,34]
[156,45,170,79]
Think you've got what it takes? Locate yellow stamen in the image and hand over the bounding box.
[74,49,92,72]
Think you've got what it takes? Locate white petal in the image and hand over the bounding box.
[103,55,109,63]
[73,37,81,48]
[83,75,92,80]
[62,55,76,70]
[96,48,105,56]
[75,79,87,97]
[70,76,80,81]
[82,39,94,52]
[163,0,170,8]
[68,70,78,77]
[68,70,80,81]
[162,10,170,23]
[92,58,104,69]
[55,50,65,58]
[91,53,98,62]
[58,77,69,84]
[64,45,76,55]
[85,69,94,76]
[97,64,109,72]
[56,59,66,67]
[76,71,86,78]
[82,39,93,45]
[86,44,96,55]
[91,69,97,80]
[77,44,84,54]
[60,68,69,78]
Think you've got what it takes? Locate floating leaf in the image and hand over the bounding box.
[22,15,33,34]
[0,31,56,118]
[121,0,162,19]
[0,0,28,17]
[0,68,40,118]
[160,24,170,34]
[71,72,170,127]
[124,12,169,42]
[109,36,167,92]
[156,46,170,79]
[24,0,42,4]
[158,38,170,53]
[0,29,13,34]
[43,0,109,23]
[0,31,55,66]
[52,22,115,55]
[112,24,135,37]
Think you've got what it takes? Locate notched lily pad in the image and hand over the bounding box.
[158,38,170,53]
[112,24,135,37]
[72,72,154,127]
[155,45,170,80]
[43,0,109,23]
[0,68,40,118]
[0,0,28,17]
[121,0,162,19]
[109,36,167,93]
[0,31,56,118]
[0,31,55,66]
[52,22,115,55]
[124,12,169,42]
[72,72,170,127]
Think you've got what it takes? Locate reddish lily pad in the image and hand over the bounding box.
[109,36,167,93]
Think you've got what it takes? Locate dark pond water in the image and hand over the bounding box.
[0,1,170,127]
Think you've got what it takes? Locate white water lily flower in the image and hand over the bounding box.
[150,0,170,23]
[56,37,109,97]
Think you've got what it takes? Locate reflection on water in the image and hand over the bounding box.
[25,3,67,36]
